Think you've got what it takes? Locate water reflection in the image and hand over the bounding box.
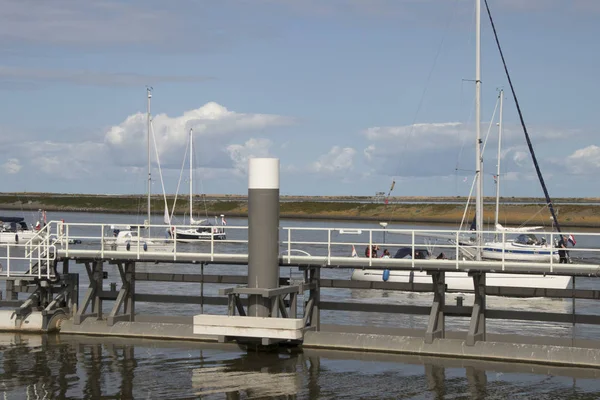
[1,333,600,399]
[191,351,305,399]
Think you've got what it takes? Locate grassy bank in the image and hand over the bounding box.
[1,193,599,228]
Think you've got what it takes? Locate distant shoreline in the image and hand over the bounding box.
[1,192,599,228]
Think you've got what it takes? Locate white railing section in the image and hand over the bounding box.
[45,220,248,260]
[3,221,599,275]
[0,243,56,279]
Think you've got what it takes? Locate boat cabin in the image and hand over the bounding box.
[0,217,30,232]
[514,234,542,246]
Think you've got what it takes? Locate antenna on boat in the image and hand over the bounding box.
[146,86,153,231]
[494,88,503,241]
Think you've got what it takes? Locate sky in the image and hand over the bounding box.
[0,0,598,199]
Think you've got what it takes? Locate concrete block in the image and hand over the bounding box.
[193,315,303,340]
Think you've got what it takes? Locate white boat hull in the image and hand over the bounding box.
[0,231,44,244]
[351,269,572,291]
[111,241,174,253]
[481,242,559,262]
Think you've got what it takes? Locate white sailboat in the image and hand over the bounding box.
[477,90,559,262]
[108,88,174,253]
[172,128,226,242]
[351,0,570,290]
[0,210,47,244]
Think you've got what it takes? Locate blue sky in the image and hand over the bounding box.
[0,0,598,198]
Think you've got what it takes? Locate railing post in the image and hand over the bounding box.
[412,231,415,269]
[136,226,141,259]
[65,224,70,257]
[287,228,291,264]
[327,229,331,265]
[501,231,505,269]
[368,230,372,267]
[6,244,10,277]
[210,229,214,262]
[550,232,554,273]
[100,224,105,258]
[173,226,177,261]
[455,231,459,269]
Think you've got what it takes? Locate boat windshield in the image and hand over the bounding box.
[514,234,540,245]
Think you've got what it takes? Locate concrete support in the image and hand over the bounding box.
[247,158,280,318]
[5,280,18,301]
[425,272,445,344]
[62,259,69,275]
[466,272,486,346]
[75,261,104,324]
[303,267,320,330]
[108,262,136,326]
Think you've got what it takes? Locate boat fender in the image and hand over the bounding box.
[15,234,18,244]
[143,243,148,252]
[382,269,390,282]
[126,242,131,251]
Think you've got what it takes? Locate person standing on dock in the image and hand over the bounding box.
[365,245,379,258]
[558,236,568,264]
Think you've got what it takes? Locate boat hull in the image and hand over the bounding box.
[350,269,572,291]
[175,230,226,242]
[0,231,43,244]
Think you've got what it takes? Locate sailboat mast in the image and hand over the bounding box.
[475,0,484,258]
[494,89,503,228]
[189,128,193,223]
[147,87,152,229]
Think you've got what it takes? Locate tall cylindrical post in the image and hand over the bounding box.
[247,158,280,317]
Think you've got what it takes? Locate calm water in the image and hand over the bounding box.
[1,209,600,398]
[1,333,600,399]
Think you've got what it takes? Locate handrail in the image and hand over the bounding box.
[4,220,598,277]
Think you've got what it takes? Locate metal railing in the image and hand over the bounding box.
[0,242,56,279]
[8,220,600,276]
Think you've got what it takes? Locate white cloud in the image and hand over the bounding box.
[565,145,600,174]
[2,102,289,182]
[226,138,273,176]
[105,102,293,168]
[2,158,21,174]
[26,141,108,179]
[512,150,529,167]
[310,146,356,174]
[364,122,468,151]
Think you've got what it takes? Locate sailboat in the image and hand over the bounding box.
[351,0,571,290]
[0,210,48,244]
[477,90,559,262]
[107,88,174,253]
[171,128,226,242]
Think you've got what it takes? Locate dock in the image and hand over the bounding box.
[2,158,600,368]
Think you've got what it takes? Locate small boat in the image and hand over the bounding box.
[0,210,47,244]
[174,218,226,242]
[171,128,227,242]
